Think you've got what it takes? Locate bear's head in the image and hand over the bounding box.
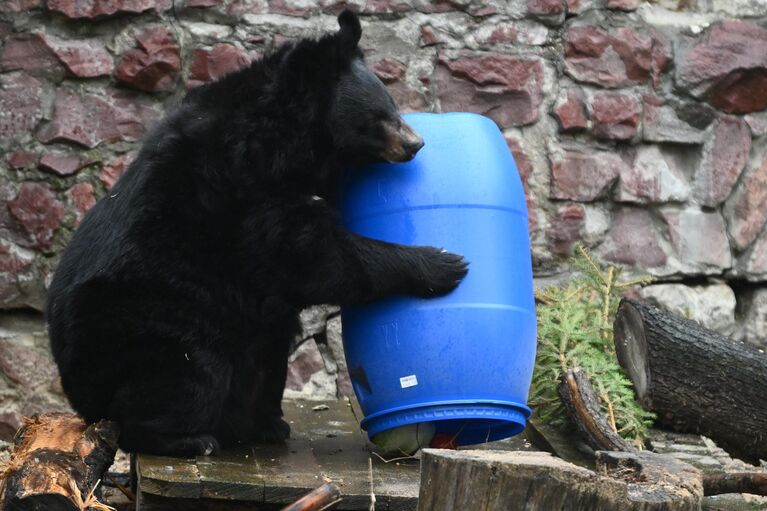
[275,11,424,168]
[327,11,424,166]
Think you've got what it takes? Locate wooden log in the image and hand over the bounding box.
[279,483,341,511]
[417,449,702,511]
[557,369,635,453]
[0,413,119,511]
[614,298,767,464]
[703,472,767,497]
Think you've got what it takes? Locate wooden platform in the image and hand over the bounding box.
[135,399,531,510]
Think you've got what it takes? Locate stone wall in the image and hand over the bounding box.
[1,0,767,445]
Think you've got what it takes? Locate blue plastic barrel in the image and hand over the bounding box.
[340,112,536,446]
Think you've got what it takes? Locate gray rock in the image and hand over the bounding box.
[640,283,736,336]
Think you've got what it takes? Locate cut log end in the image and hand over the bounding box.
[614,298,767,465]
[613,301,650,406]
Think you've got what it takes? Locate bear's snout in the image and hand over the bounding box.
[381,120,424,163]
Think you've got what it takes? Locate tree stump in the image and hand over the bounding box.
[418,449,702,511]
[614,298,767,464]
[0,413,119,511]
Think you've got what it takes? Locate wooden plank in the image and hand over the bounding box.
[137,454,201,499]
[196,449,265,501]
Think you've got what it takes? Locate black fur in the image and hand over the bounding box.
[46,11,468,457]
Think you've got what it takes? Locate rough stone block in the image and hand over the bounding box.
[552,89,588,131]
[7,183,65,251]
[188,43,250,88]
[564,26,670,88]
[616,145,691,204]
[0,73,45,147]
[116,28,181,93]
[640,283,736,336]
[723,158,767,251]
[602,207,667,269]
[676,20,767,114]
[550,148,625,201]
[590,92,641,140]
[435,52,544,127]
[693,116,751,207]
[642,95,713,144]
[660,208,732,271]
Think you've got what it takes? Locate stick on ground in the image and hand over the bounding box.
[279,482,342,511]
[557,368,635,453]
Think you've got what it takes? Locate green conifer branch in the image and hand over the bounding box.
[530,243,656,444]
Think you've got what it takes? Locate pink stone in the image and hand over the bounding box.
[268,0,317,17]
[694,116,751,207]
[616,145,690,204]
[564,26,670,88]
[603,208,667,268]
[38,90,119,148]
[0,74,45,144]
[336,370,353,397]
[550,149,624,201]
[506,136,537,233]
[435,53,544,127]
[67,182,97,227]
[188,44,250,88]
[0,0,41,12]
[107,90,161,142]
[0,340,58,388]
[285,339,325,391]
[0,34,63,77]
[115,28,181,92]
[590,92,641,140]
[527,0,564,15]
[386,81,428,113]
[38,89,157,148]
[42,34,113,78]
[527,0,565,25]
[549,203,585,256]
[39,153,82,176]
[724,159,767,251]
[185,0,222,5]
[372,58,407,83]
[0,33,112,79]
[677,20,767,114]
[99,154,134,189]
[0,240,33,274]
[7,182,65,250]
[606,0,639,10]
[7,151,38,170]
[420,25,445,47]
[661,208,732,270]
[47,0,172,18]
[363,0,412,14]
[552,90,588,131]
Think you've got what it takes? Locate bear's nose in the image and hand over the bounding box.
[399,122,424,160]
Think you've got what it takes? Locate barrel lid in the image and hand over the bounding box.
[341,112,528,221]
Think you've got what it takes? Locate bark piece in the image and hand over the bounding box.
[1,413,119,511]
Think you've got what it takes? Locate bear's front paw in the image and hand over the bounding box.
[411,247,469,298]
[252,417,291,444]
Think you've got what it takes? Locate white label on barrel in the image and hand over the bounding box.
[400,375,418,388]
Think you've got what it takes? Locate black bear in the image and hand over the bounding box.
[46,10,468,457]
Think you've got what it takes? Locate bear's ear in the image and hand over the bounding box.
[337,9,362,49]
